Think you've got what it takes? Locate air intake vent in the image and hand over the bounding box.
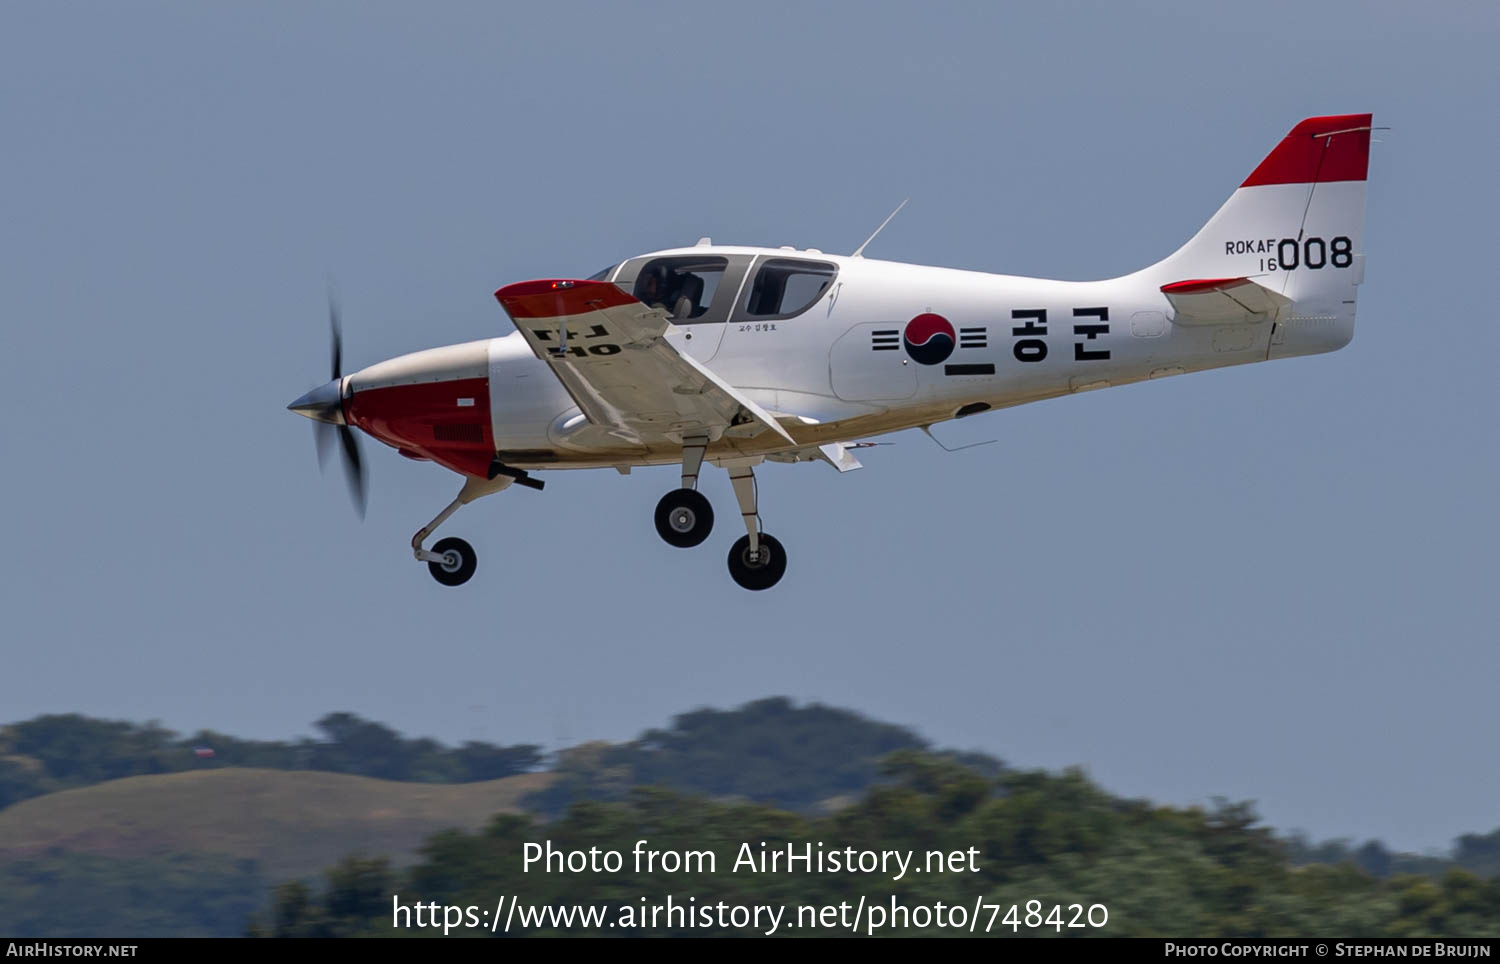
[434,423,484,443]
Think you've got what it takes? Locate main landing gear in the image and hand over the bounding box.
[655,489,714,547]
[723,461,786,591]
[652,441,787,591]
[727,532,786,592]
[654,435,714,548]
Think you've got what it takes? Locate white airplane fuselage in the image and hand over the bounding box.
[347,221,1361,475]
[294,113,1373,589]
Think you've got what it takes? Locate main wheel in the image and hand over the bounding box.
[726,533,786,591]
[428,536,476,587]
[654,488,714,548]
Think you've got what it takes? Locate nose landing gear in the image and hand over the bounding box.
[411,470,537,587]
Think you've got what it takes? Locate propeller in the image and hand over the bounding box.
[323,296,367,518]
[290,293,367,519]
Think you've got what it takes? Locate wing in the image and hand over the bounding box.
[1160,277,1292,325]
[494,279,795,447]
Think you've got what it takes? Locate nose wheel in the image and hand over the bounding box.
[655,488,714,547]
[427,537,476,586]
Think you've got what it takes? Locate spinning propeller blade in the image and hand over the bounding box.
[338,413,367,520]
[290,292,368,519]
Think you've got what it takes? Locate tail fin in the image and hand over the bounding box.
[1149,114,1373,355]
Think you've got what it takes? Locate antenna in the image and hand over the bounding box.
[851,198,909,259]
[921,424,998,453]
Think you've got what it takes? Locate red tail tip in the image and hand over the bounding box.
[1240,113,1373,188]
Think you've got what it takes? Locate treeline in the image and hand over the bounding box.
[528,696,1003,816]
[2,854,265,937]
[3,700,1497,881]
[0,712,543,809]
[257,752,1500,938]
[1286,830,1500,881]
[0,698,995,818]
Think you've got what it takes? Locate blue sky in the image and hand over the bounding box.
[2,1,1496,852]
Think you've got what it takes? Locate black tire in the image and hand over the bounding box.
[654,488,714,548]
[428,537,477,587]
[726,533,786,591]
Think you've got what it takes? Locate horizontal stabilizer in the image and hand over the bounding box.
[818,442,863,473]
[1160,277,1291,325]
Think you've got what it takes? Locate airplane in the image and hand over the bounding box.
[289,113,1374,591]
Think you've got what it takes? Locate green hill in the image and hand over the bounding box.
[0,767,553,880]
[0,711,544,811]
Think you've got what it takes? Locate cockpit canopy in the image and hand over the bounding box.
[593,252,837,324]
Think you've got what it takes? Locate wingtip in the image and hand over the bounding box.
[494,279,637,318]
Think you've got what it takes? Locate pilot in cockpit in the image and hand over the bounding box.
[672,273,703,319]
[639,265,667,310]
[639,265,696,320]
